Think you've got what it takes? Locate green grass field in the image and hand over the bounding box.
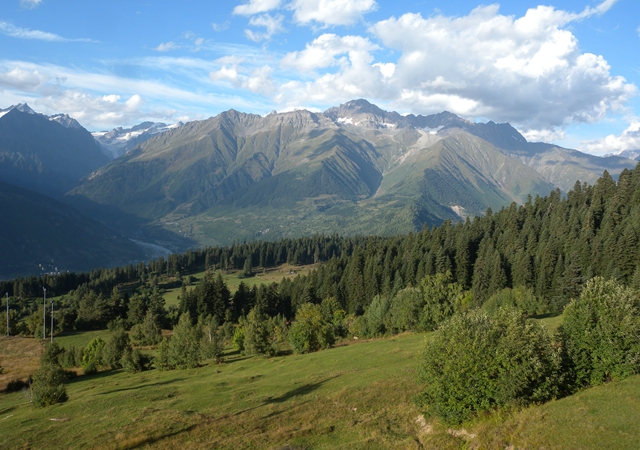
[163,265,316,307]
[2,317,640,449]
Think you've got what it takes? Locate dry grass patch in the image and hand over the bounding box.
[0,336,44,390]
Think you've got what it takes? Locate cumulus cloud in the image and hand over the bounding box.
[581,118,640,155]
[276,34,391,107]
[0,21,94,42]
[281,34,379,71]
[289,0,377,26]
[245,14,284,42]
[234,0,281,16]
[0,66,49,91]
[364,3,635,132]
[20,0,42,9]
[155,41,180,52]
[210,61,276,95]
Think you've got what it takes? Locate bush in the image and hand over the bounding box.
[102,330,131,369]
[417,307,561,425]
[420,272,469,330]
[172,313,203,368]
[82,338,105,374]
[561,277,640,388]
[121,347,151,373]
[385,287,425,333]
[289,303,334,354]
[30,363,68,407]
[484,286,547,316]
[131,310,162,346]
[232,325,245,352]
[41,342,66,366]
[243,307,276,356]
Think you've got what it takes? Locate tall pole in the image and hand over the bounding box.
[5,293,8,337]
[43,287,46,340]
[50,298,54,343]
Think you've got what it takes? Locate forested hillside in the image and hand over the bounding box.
[4,164,640,330]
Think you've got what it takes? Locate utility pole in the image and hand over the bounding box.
[50,298,54,343]
[43,287,46,340]
[5,293,8,337]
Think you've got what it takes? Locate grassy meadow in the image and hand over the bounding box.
[162,264,316,307]
[2,315,640,449]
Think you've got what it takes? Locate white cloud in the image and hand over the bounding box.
[0,66,49,91]
[234,0,281,16]
[366,3,635,132]
[0,21,95,42]
[521,128,566,143]
[581,118,640,154]
[212,21,230,32]
[289,0,377,26]
[210,62,276,95]
[20,0,42,9]
[244,14,284,42]
[155,41,180,52]
[276,35,391,107]
[281,34,379,72]
[194,37,204,46]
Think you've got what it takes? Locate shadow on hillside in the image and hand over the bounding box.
[97,378,187,395]
[265,374,342,405]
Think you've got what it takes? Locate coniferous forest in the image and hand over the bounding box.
[4,165,640,328]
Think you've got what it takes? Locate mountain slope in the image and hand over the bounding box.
[0,106,109,197]
[0,181,146,279]
[67,100,637,246]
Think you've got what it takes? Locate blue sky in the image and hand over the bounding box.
[0,0,638,155]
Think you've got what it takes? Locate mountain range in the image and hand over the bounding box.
[0,99,637,277]
[68,99,637,246]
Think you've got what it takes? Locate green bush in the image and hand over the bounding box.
[102,330,131,369]
[232,325,245,352]
[417,307,561,425]
[561,277,640,388]
[82,337,105,374]
[385,287,424,333]
[121,347,151,373]
[159,313,203,370]
[484,286,547,316]
[420,272,469,330]
[243,307,276,356]
[288,303,334,354]
[30,363,68,407]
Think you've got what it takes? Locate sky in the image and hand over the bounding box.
[0,0,638,155]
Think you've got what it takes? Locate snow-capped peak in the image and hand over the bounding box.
[93,121,184,159]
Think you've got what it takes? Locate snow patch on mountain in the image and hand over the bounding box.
[93,121,183,159]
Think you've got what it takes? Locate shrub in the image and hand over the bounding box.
[131,310,162,346]
[385,287,424,334]
[82,338,106,374]
[30,363,68,407]
[484,286,547,316]
[417,307,561,425]
[420,272,469,330]
[232,325,245,352]
[102,330,131,369]
[243,307,275,356]
[121,348,151,373]
[289,303,334,354]
[561,277,640,388]
[41,342,66,366]
[167,313,202,369]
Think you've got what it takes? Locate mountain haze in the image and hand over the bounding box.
[0,181,146,280]
[0,106,109,198]
[68,99,636,246]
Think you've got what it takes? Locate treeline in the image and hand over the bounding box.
[4,164,640,335]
